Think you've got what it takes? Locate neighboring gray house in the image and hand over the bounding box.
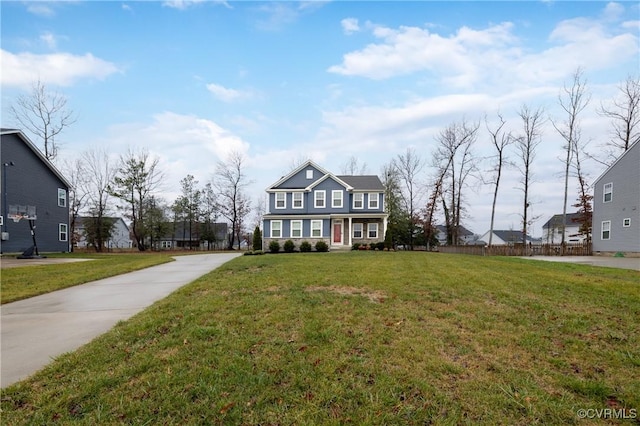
[74,216,133,250]
[156,221,228,250]
[263,160,388,250]
[478,230,537,246]
[435,224,476,245]
[592,140,640,255]
[1,129,70,253]
[542,212,585,244]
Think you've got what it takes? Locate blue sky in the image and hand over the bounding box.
[2,1,639,236]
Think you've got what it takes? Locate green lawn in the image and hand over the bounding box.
[2,252,639,424]
[1,253,175,304]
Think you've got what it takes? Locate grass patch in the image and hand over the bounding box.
[1,252,175,304]
[2,252,639,424]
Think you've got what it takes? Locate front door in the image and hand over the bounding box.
[333,220,342,244]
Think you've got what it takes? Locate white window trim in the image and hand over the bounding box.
[290,220,302,238]
[58,188,67,207]
[603,182,613,203]
[368,193,379,209]
[270,220,283,238]
[368,223,378,239]
[306,169,314,179]
[59,223,68,241]
[314,190,326,208]
[623,218,631,227]
[353,193,364,209]
[292,192,304,209]
[601,220,611,240]
[311,220,323,237]
[275,192,286,209]
[332,190,343,208]
[353,223,363,239]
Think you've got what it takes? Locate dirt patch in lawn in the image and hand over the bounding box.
[307,285,387,303]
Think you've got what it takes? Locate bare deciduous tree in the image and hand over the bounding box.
[434,119,479,245]
[213,151,253,250]
[340,155,368,175]
[597,74,640,163]
[393,148,424,250]
[81,148,116,252]
[484,112,513,247]
[63,158,89,252]
[515,104,545,249]
[10,79,76,161]
[552,68,590,246]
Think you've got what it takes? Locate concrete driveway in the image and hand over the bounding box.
[1,253,241,388]
[522,255,640,271]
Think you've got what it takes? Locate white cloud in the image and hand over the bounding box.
[92,112,251,200]
[206,83,252,102]
[162,0,205,10]
[40,32,58,49]
[328,15,638,90]
[341,18,360,35]
[26,4,55,17]
[1,49,121,88]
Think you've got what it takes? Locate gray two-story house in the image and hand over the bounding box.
[263,160,388,250]
[592,140,639,256]
[1,129,71,253]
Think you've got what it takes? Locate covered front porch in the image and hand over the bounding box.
[329,214,388,250]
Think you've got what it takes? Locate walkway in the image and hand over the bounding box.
[1,253,241,388]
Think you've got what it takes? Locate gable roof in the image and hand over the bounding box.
[435,224,474,237]
[542,212,582,229]
[266,160,331,191]
[0,128,71,188]
[593,139,639,185]
[305,173,353,191]
[486,230,536,243]
[337,175,384,191]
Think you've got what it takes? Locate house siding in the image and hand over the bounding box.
[263,160,388,250]
[1,132,70,253]
[593,142,640,254]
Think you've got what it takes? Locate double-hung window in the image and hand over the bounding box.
[603,183,613,203]
[291,220,302,238]
[271,220,282,238]
[292,192,303,209]
[353,223,363,239]
[58,188,67,207]
[368,193,379,209]
[601,221,611,240]
[368,223,378,239]
[311,220,323,237]
[275,192,286,209]
[353,193,364,209]
[315,190,326,208]
[332,190,343,208]
[59,224,68,241]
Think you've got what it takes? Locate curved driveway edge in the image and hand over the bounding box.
[1,253,241,388]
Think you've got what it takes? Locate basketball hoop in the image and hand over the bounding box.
[8,205,37,223]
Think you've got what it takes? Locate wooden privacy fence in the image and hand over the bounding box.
[438,242,592,257]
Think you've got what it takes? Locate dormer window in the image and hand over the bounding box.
[306,170,313,179]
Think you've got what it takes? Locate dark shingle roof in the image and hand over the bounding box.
[542,212,582,229]
[336,175,384,191]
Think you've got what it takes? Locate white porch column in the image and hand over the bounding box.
[348,217,352,247]
[383,216,388,241]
